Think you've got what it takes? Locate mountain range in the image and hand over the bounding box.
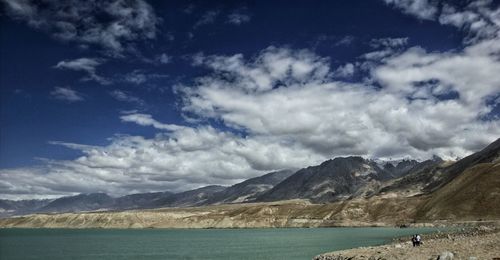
[1,138,499,222]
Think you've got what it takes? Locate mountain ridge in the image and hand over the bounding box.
[1,137,499,222]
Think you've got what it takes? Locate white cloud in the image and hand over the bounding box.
[188,46,331,93]
[54,58,101,72]
[121,70,169,85]
[181,45,499,160]
[333,63,355,78]
[384,0,500,43]
[158,53,172,64]
[370,37,409,49]
[372,46,500,108]
[438,1,500,43]
[0,119,320,199]
[335,36,355,46]
[120,113,185,131]
[50,87,84,102]
[194,10,220,28]
[124,71,147,85]
[54,58,109,85]
[383,0,438,20]
[227,10,251,25]
[109,90,145,106]
[2,0,159,55]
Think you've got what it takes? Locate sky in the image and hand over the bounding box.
[0,0,499,200]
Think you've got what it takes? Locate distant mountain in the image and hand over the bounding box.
[382,159,420,178]
[39,193,115,213]
[113,191,173,210]
[257,157,391,203]
[378,157,445,195]
[0,199,52,217]
[3,138,499,220]
[204,169,296,205]
[155,185,227,207]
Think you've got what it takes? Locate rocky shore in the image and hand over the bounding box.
[314,226,500,260]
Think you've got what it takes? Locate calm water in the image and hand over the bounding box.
[0,227,442,260]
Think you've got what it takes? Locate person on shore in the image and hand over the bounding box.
[411,234,422,247]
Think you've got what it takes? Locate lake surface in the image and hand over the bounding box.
[0,227,443,260]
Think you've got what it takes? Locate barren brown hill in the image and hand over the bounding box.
[0,198,426,229]
[416,162,500,221]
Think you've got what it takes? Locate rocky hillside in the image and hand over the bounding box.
[416,161,500,221]
[257,156,425,203]
[39,193,115,213]
[381,159,420,178]
[0,199,52,218]
[112,191,173,210]
[204,169,296,205]
[425,138,500,192]
[154,185,226,207]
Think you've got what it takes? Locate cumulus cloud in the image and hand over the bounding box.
[50,87,84,102]
[1,0,159,55]
[54,58,109,85]
[0,117,319,199]
[180,44,499,159]
[439,1,500,43]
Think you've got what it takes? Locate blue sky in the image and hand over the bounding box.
[0,0,499,199]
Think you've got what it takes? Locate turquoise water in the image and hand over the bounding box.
[0,227,442,260]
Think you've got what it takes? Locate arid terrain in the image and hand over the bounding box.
[0,199,417,228]
[314,225,500,260]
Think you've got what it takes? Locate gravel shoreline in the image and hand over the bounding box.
[314,225,500,260]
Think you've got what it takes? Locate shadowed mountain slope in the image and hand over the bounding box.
[39,193,115,213]
[155,185,226,207]
[417,161,500,221]
[204,169,296,205]
[257,157,389,203]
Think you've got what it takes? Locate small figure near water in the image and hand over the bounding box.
[412,234,422,247]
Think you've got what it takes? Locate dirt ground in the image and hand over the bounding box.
[314,226,500,260]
